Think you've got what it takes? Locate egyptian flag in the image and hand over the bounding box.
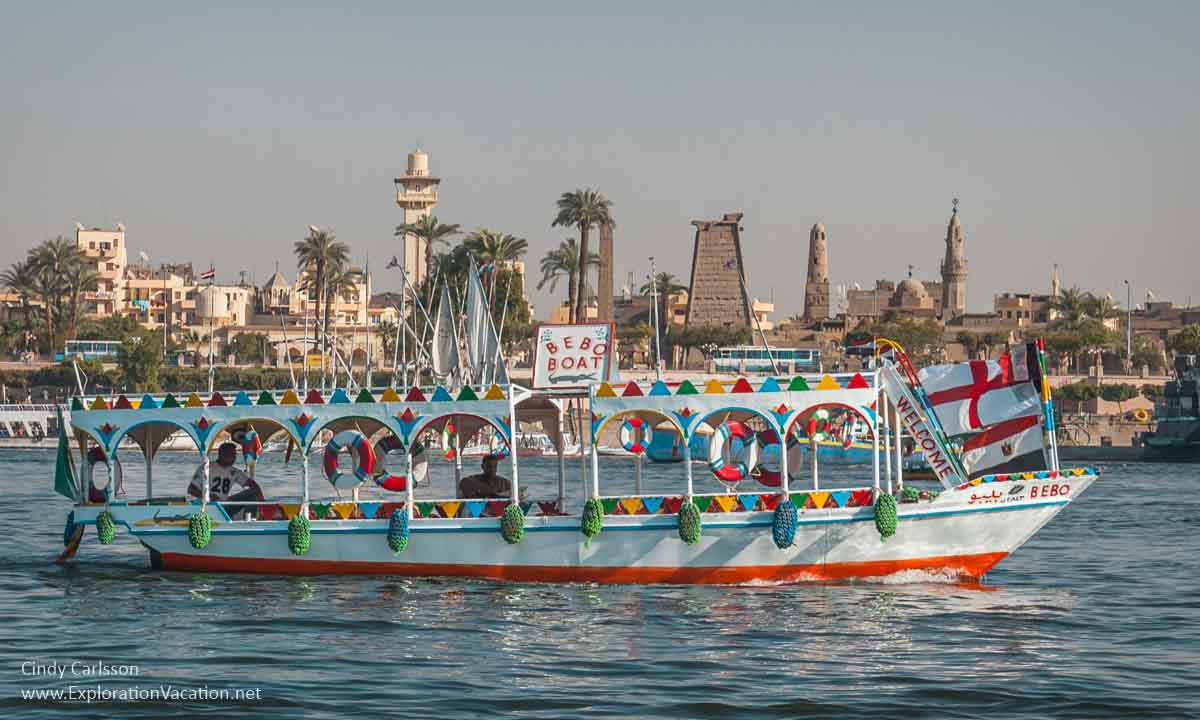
[199,266,216,281]
[960,415,1047,478]
[918,343,1042,437]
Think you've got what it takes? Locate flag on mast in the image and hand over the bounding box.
[463,259,508,385]
[199,266,216,281]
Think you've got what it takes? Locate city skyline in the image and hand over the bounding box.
[1,2,1195,318]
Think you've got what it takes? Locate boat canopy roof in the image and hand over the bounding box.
[68,384,521,458]
[590,373,878,443]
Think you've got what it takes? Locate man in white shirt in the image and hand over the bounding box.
[189,442,264,514]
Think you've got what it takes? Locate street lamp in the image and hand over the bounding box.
[1123,279,1132,370]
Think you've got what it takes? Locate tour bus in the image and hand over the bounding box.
[55,340,122,363]
[712,345,821,375]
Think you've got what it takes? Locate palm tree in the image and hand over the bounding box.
[551,189,614,323]
[323,264,362,339]
[395,214,460,289]
[27,236,81,354]
[464,228,528,265]
[1050,286,1088,329]
[1082,292,1118,322]
[294,227,350,342]
[1,259,37,331]
[375,319,399,367]
[62,260,99,342]
[537,238,598,322]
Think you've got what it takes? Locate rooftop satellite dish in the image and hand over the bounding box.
[116,222,125,231]
[309,225,321,234]
[138,251,150,263]
[74,222,84,231]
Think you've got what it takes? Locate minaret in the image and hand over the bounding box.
[941,199,968,320]
[802,222,830,322]
[1051,263,1061,297]
[393,148,441,285]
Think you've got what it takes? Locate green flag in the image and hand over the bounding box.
[54,408,77,501]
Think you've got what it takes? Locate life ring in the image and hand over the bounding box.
[323,430,376,489]
[86,446,123,502]
[753,429,804,487]
[231,428,262,461]
[441,419,457,460]
[707,421,759,485]
[619,418,653,455]
[488,430,510,459]
[372,436,428,492]
[1132,408,1150,423]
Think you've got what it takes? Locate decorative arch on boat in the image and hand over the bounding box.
[693,406,781,438]
[411,412,512,454]
[784,401,877,443]
[593,409,685,451]
[304,414,396,454]
[212,418,298,454]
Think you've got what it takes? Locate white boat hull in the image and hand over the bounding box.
[70,473,1095,584]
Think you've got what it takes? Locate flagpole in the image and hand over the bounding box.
[206,263,215,396]
[492,266,513,385]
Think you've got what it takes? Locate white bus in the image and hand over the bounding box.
[712,345,821,375]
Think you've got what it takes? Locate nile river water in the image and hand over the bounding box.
[1,449,1198,718]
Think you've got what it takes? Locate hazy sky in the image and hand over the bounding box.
[2,1,1196,319]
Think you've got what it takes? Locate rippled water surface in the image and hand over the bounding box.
[2,449,1198,718]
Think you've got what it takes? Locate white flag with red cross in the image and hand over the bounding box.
[917,346,1041,437]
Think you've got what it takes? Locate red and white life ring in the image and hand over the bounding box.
[86,446,123,502]
[707,421,759,485]
[372,435,428,492]
[619,418,653,455]
[753,429,805,487]
[323,430,376,489]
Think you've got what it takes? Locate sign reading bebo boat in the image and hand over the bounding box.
[532,323,615,389]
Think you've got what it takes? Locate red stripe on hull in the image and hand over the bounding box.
[157,551,1009,584]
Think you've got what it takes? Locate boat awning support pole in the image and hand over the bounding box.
[508,383,521,504]
[301,447,309,512]
[811,439,819,492]
[683,431,694,498]
[779,421,790,495]
[881,391,890,491]
[556,401,567,512]
[871,389,880,494]
[577,400,588,501]
[453,423,463,499]
[634,454,642,495]
[202,446,211,509]
[406,442,415,520]
[587,386,598,498]
[893,402,903,493]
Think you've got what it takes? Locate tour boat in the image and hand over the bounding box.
[53,344,1097,584]
[0,404,65,449]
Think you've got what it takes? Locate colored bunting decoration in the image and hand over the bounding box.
[257,391,276,405]
[279,504,302,520]
[712,495,736,512]
[457,386,479,401]
[484,384,506,400]
[758,377,782,393]
[303,389,324,404]
[675,380,698,395]
[358,502,381,520]
[739,494,760,512]
[232,391,252,406]
[621,382,643,397]
[329,389,351,404]
[600,498,619,515]
[279,389,300,405]
[464,501,486,518]
[703,379,725,394]
[595,382,617,398]
[354,388,375,403]
[760,494,782,512]
[430,386,453,402]
[404,387,427,402]
[208,392,227,407]
[331,503,356,519]
[640,496,664,515]
[829,491,851,509]
[139,394,159,409]
[847,373,870,389]
[815,375,840,391]
[850,489,874,507]
[787,377,810,391]
[114,395,133,410]
[662,496,683,514]
[808,491,831,509]
[620,498,643,515]
[379,387,402,402]
[648,380,672,397]
[731,378,755,393]
[440,501,463,519]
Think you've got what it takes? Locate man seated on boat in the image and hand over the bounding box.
[459,455,521,500]
[188,442,265,517]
